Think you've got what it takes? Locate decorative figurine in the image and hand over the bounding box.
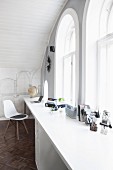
[90,121,98,131]
[84,106,97,125]
[82,106,98,131]
[88,112,98,131]
[87,111,96,124]
[100,110,112,135]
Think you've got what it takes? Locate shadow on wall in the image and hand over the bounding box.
[0,69,41,118]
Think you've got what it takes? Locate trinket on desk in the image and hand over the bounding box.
[89,113,98,131]
[100,110,112,135]
[90,122,98,131]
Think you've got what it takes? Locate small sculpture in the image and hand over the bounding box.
[28,85,38,98]
[84,106,97,125]
[90,121,98,131]
[100,110,112,135]
[82,106,98,131]
[87,112,98,131]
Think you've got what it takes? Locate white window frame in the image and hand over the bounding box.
[63,51,75,103]
[84,0,113,109]
[55,8,79,105]
[97,33,113,110]
[97,0,113,112]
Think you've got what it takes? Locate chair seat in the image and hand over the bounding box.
[10,113,28,120]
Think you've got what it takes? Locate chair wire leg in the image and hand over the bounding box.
[16,121,19,140]
[22,120,28,134]
[4,120,10,138]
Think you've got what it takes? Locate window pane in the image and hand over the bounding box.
[99,42,113,121]
[64,20,75,55]
[69,29,76,52]
[64,56,72,102]
[108,6,113,34]
[98,46,107,111]
[72,54,75,105]
[107,43,113,121]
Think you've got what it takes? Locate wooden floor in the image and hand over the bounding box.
[0,119,38,170]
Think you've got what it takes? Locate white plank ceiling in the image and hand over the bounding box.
[0,0,67,69]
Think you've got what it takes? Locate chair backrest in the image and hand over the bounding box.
[3,100,17,118]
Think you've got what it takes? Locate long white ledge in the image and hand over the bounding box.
[24,97,113,170]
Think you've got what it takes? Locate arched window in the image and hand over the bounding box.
[55,8,79,105]
[85,0,113,116]
[85,0,105,109]
[98,0,113,118]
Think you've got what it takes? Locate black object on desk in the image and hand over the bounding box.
[45,102,58,111]
[31,96,43,103]
[57,104,66,108]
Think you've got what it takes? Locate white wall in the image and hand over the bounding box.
[0,68,41,117]
[41,0,86,104]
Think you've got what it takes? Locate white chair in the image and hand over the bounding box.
[3,100,28,140]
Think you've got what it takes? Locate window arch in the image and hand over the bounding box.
[99,0,113,37]
[84,0,113,110]
[108,2,113,34]
[84,0,105,109]
[55,8,79,105]
[85,0,113,121]
[98,0,113,118]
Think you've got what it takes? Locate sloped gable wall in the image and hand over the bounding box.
[0,0,68,118]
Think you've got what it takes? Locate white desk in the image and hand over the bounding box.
[24,97,113,170]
